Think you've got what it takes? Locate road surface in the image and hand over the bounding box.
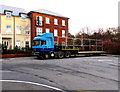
[1,55,119,91]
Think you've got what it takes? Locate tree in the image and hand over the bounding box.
[74,27,120,54]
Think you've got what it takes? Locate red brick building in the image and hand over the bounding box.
[28,9,69,46]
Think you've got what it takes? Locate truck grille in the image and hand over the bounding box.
[32,48,36,51]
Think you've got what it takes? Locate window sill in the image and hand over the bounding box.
[16,34,22,35]
[46,23,50,24]
[54,24,58,25]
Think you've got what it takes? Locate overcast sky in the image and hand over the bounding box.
[0,0,119,35]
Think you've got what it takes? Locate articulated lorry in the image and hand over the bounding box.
[32,33,105,59]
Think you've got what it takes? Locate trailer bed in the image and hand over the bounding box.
[78,51,107,54]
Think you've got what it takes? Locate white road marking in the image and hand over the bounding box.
[0,80,63,91]
[98,60,112,61]
[0,71,11,72]
[73,58,118,66]
[98,60,118,66]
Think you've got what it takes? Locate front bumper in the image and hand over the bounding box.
[32,51,40,56]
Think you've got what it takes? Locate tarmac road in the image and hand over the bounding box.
[1,55,119,91]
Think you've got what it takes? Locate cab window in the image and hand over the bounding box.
[33,40,40,46]
[41,40,46,45]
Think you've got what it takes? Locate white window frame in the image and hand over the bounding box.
[54,41,58,46]
[46,17,50,24]
[6,25,11,33]
[39,16,42,21]
[46,28,50,33]
[62,42,65,46]
[3,40,9,46]
[36,16,39,25]
[36,16,43,26]
[26,27,30,34]
[36,27,42,36]
[54,29,58,36]
[62,20,65,26]
[25,41,29,47]
[62,30,65,37]
[16,41,20,47]
[54,19,58,25]
[16,26,21,34]
[6,12,11,18]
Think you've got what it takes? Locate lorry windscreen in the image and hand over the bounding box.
[33,40,46,46]
[33,40,40,46]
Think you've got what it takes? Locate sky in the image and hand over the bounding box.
[0,0,119,35]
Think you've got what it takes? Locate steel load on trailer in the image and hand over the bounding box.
[32,33,106,59]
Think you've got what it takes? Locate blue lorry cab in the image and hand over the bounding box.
[32,33,54,51]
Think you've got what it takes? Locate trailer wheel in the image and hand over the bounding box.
[58,51,64,59]
[44,53,50,59]
[65,51,71,58]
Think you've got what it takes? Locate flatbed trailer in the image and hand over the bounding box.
[32,33,106,59]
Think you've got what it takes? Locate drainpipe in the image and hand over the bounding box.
[29,13,33,48]
[0,14,1,33]
[13,16,15,48]
[0,14,1,44]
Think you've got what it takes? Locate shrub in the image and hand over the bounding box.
[2,47,32,54]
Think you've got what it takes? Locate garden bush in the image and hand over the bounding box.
[2,47,32,54]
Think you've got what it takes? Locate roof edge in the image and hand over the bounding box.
[29,11,69,19]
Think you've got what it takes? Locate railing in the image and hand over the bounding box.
[55,36,103,51]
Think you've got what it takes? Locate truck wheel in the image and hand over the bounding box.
[65,51,71,58]
[44,53,50,59]
[58,51,64,59]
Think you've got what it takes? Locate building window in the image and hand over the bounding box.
[46,17,50,24]
[54,41,58,46]
[54,29,58,36]
[25,41,29,48]
[21,14,26,20]
[6,25,11,33]
[46,28,50,33]
[36,27,42,36]
[16,26,21,34]
[54,19,58,25]
[16,41,20,47]
[62,30,65,37]
[62,20,65,26]
[26,27,30,34]
[3,41,9,47]
[36,16,43,26]
[6,12,11,18]
[62,42,65,46]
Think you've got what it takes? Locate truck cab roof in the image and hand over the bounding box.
[33,33,54,41]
